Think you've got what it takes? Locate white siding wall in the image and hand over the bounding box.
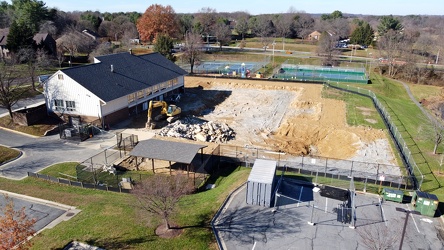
[101,96,127,115]
[45,71,101,117]
[45,73,185,118]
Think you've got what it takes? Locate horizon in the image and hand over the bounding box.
[4,0,444,16]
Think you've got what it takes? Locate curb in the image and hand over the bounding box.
[0,149,23,166]
[0,190,76,210]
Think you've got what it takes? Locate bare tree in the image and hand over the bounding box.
[317,32,339,66]
[274,12,294,50]
[234,12,250,40]
[418,121,444,155]
[182,31,202,74]
[295,12,315,39]
[357,221,401,250]
[194,7,217,38]
[0,195,36,249]
[251,15,275,51]
[57,29,96,63]
[378,30,407,77]
[214,21,231,50]
[0,63,28,118]
[16,47,50,91]
[132,173,194,231]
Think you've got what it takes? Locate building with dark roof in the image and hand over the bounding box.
[33,33,57,56]
[44,51,188,126]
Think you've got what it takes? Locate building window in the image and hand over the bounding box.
[54,99,64,111]
[58,74,64,80]
[137,90,144,99]
[127,93,135,103]
[65,101,76,111]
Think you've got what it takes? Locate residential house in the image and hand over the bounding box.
[82,29,100,41]
[307,30,336,41]
[308,30,322,40]
[44,52,188,127]
[0,28,10,59]
[33,33,57,56]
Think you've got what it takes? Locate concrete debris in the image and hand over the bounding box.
[157,118,236,143]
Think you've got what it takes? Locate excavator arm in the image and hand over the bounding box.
[146,100,167,128]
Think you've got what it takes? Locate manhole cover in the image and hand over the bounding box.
[66,212,75,217]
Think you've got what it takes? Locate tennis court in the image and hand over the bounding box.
[186,61,266,76]
[273,64,369,84]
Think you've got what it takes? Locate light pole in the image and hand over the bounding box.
[395,207,420,250]
[272,41,276,67]
[308,186,320,225]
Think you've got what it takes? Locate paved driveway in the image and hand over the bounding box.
[0,128,116,180]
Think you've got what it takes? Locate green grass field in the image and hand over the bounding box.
[0,145,21,164]
[0,164,250,250]
[343,73,444,199]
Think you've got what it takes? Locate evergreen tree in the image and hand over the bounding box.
[6,20,35,53]
[350,22,374,46]
[153,33,175,62]
[377,15,403,35]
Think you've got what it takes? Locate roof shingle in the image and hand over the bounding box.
[61,52,187,102]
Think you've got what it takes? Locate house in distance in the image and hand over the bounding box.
[44,51,187,127]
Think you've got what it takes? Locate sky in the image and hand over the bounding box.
[7,0,444,16]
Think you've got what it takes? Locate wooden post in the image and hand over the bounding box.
[169,161,172,175]
[201,148,204,163]
[135,157,139,171]
[187,164,190,176]
[151,158,155,173]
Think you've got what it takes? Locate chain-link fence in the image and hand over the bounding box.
[215,144,415,191]
[326,82,424,190]
[75,133,139,187]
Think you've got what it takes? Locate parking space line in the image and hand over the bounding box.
[406,204,420,233]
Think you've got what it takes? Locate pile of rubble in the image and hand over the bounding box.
[157,118,236,143]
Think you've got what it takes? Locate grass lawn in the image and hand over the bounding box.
[407,82,443,101]
[352,73,444,199]
[38,162,79,179]
[0,164,250,249]
[321,85,385,129]
[0,145,20,164]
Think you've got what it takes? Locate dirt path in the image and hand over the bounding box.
[182,77,395,166]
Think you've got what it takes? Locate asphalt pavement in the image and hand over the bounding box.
[0,190,80,235]
[213,180,444,250]
[0,128,117,180]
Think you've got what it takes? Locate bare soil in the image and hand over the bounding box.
[180,76,395,165]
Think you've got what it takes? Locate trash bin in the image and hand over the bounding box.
[411,191,439,217]
[382,188,404,203]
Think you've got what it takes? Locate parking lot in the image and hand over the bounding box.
[213,178,443,250]
[0,191,79,234]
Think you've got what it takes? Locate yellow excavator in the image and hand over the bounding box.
[146,100,181,129]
